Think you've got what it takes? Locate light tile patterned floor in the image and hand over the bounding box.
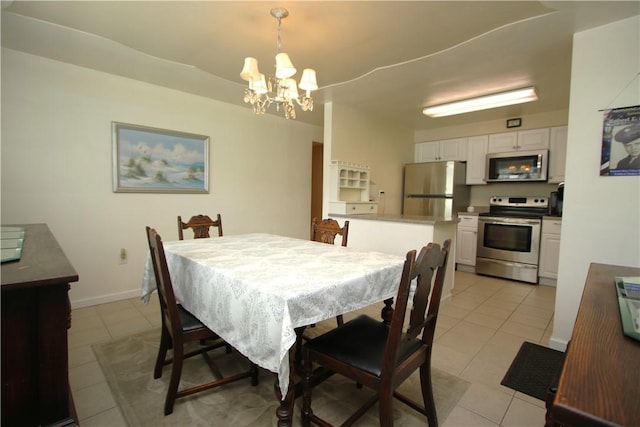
[68,271,556,426]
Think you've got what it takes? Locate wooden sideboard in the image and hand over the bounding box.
[550,263,640,426]
[1,224,79,426]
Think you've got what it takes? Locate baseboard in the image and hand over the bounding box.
[456,263,476,273]
[548,336,568,352]
[538,277,557,287]
[71,289,141,309]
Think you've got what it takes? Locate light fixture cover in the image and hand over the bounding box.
[240,57,259,81]
[423,87,538,118]
[283,78,299,98]
[250,73,268,94]
[299,69,318,91]
[275,52,296,79]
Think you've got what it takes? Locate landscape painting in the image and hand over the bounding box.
[112,122,209,193]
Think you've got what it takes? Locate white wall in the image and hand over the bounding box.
[550,16,640,350]
[1,48,323,308]
[323,102,414,215]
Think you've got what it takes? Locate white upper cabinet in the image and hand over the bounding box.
[415,138,467,162]
[488,128,550,153]
[487,131,518,153]
[465,135,489,185]
[548,126,568,184]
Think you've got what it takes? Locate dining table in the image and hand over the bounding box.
[141,232,406,425]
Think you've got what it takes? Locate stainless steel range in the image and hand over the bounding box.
[476,196,548,284]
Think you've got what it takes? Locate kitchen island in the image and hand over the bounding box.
[329,213,457,299]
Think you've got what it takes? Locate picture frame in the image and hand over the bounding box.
[506,118,522,128]
[600,106,640,177]
[112,122,209,193]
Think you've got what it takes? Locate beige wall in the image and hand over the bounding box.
[1,48,323,308]
[323,102,414,215]
[551,15,640,349]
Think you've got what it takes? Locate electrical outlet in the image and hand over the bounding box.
[119,248,127,264]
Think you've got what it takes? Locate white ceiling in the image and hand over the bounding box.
[2,1,638,131]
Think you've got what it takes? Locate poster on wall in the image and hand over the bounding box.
[600,105,640,176]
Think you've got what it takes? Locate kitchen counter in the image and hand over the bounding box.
[328,213,457,300]
[329,213,458,225]
[543,215,563,220]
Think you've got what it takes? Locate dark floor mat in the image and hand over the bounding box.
[501,341,565,401]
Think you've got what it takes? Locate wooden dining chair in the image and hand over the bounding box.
[177,214,223,240]
[295,217,352,369]
[301,239,451,427]
[310,217,350,326]
[145,226,259,415]
[311,217,349,248]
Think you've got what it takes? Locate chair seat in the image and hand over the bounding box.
[306,314,423,377]
[177,304,208,332]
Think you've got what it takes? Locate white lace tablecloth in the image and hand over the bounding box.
[140,233,404,397]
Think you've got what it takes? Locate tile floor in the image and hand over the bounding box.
[68,270,556,426]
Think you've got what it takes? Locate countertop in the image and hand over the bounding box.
[329,213,458,225]
[543,215,563,220]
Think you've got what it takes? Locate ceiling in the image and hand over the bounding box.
[2,1,638,131]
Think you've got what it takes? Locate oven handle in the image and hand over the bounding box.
[478,258,538,269]
[479,217,541,225]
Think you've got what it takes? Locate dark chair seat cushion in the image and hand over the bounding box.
[306,314,423,377]
[177,304,206,332]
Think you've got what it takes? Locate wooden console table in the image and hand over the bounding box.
[1,224,79,426]
[550,263,640,426]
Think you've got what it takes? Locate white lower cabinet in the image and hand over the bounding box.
[539,218,562,285]
[328,201,378,215]
[456,214,478,270]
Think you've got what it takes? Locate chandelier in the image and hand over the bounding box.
[240,8,318,119]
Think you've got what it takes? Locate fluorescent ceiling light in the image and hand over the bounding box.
[422,87,538,118]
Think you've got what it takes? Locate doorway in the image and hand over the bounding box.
[311,142,323,223]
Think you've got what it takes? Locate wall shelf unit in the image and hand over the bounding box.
[328,161,377,214]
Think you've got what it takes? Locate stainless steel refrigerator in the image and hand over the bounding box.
[402,161,470,217]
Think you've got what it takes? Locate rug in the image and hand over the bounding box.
[93,327,470,426]
[501,341,565,401]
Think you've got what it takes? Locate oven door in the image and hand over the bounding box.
[477,216,541,265]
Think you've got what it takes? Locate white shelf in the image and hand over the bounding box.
[329,160,374,206]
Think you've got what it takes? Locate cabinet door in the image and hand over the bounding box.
[456,227,478,266]
[517,128,550,151]
[466,135,488,184]
[415,141,440,162]
[548,126,568,183]
[539,232,561,279]
[539,219,562,279]
[440,138,468,161]
[488,132,518,153]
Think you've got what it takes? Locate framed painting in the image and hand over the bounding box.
[112,122,209,193]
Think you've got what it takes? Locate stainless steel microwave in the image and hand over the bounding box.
[485,150,548,183]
